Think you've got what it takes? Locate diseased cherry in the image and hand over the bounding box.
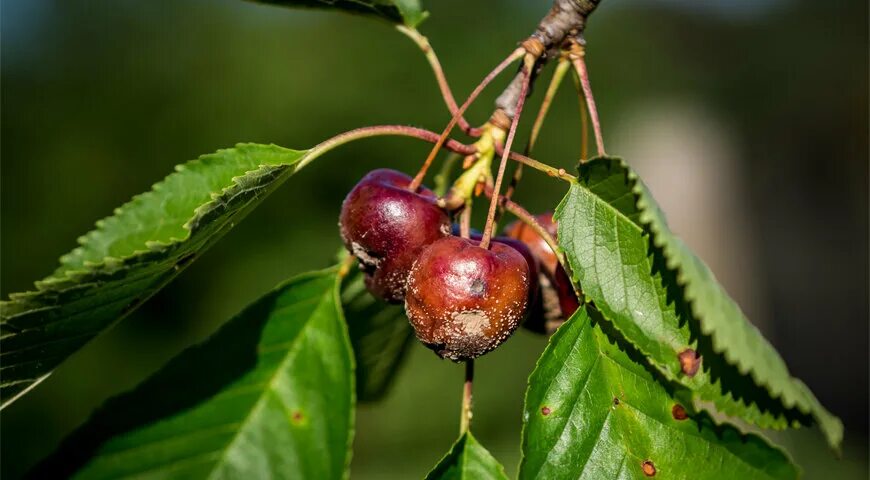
[340,169,450,303]
[455,225,540,313]
[405,235,530,361]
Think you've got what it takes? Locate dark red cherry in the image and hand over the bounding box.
[405,236,530,361]
[340,169,450,303]
[453,225,541,312]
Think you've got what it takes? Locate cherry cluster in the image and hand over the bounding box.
[340,168,578,361]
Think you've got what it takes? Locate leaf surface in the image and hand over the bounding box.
[341,269,414,401]
[426,432,509,480]
[519,307,799,480]
[251,0,427,27]
[30,268,354,480]
[1,144,307,408]
[555,157,842,449]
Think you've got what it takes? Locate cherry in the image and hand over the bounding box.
[405,235,531,361]
[340,169,450,303]
[452,225,540,311]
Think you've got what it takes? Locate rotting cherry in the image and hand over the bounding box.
[404,235,531,361]
[340,168,450,303]
[454,225,541,313]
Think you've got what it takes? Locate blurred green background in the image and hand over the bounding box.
[1,0,867,478]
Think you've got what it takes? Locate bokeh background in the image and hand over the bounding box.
[2,0,867,478]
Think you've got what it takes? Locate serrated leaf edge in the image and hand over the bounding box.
[1,143,308,309]
[603,155,843,449]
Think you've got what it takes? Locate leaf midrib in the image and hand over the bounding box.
[203,281,335,480]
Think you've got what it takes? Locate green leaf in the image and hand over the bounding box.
[631,160,845,450]
[0,144,307,408]
[341,268,414,402]
[555,157,842,450]
[29,268,354,480]
[251,0,428,27]
[426,432,509,480]
[519,307,800,480]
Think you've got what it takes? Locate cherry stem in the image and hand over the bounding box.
[503,56,572,207]
[396,26,479,136]
[301,125,476,171]
[460,360,474,434]
[483,184,564,267]
[495,148,577,183]
[528,57,571,155]
[570,47,605,157]
[409,48,526,192]
[570,69,590,160]
[480,63,532,249]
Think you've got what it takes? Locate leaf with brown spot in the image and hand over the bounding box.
[556,157,842,450]
[30,268,354,479]
[519,307,799,480]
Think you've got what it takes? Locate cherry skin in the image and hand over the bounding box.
[452,225,540,311]
[340,169,450,303]
[405,235,530,361]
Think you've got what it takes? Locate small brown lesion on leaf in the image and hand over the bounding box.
[678,348,700,377]
[291,410,305,425]
[671,404,688,420]
[541,406,551,416]
[641,460,656,476]
[612,397,620,406]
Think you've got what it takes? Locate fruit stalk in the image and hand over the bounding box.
[460,360,474,434]
[568,40,605,156]
[302,125,476,171]
[503,56,573,206]
[408,48,526,192]
[396,26,479,137]
[480,62,532,249]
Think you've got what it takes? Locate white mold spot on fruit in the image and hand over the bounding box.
[453,310,490,336]
[350,242,381,268]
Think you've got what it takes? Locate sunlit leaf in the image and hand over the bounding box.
[1,144,308,408]
[426,432,509,480]
[30,268,354,480]
[555,157,841,450]
[519,307,799,480]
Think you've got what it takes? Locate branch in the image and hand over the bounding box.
[492,0,604,123]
